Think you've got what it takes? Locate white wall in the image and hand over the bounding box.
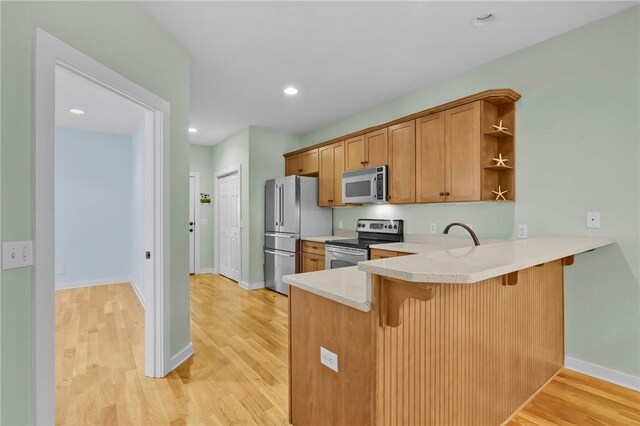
[55,127,133,287]
[130,120,145,304]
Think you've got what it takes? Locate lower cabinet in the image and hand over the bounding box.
[302,241,326,272]
[370,249,411,259]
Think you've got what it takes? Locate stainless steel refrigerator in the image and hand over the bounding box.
[264,176,332,295]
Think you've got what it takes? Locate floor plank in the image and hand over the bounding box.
[55,274,640,425]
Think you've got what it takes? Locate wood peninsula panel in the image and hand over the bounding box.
[371,260,565,426]
[289,286,374,426]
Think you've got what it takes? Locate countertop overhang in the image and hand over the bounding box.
[359,236,615,283]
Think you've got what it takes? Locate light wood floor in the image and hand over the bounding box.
[55,274,640,425]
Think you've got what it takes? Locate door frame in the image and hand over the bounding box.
[34,29,172,424]
[189,172,201,274]
[214,165,242,281]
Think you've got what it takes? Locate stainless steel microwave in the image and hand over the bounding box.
[342,165,388,204]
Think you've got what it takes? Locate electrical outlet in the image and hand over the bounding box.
[586,212,600,229]
[320,347,338,373]
[338,221,343,229]
[57,266,65,275]
[429,223,437,233]
[2,241,33,270]
[517,224,528,239]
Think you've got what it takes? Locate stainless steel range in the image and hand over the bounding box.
[325,219,404,269]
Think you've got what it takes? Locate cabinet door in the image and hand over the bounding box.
[388,120,416,204]
[344,135,365,171]
[315,254,326,271]
[445,102,481,202]
[318,146,334,206]
[416,113,446,203]
[302,252,317,273]
[371,249,398,260]
[332,142,345,206]
[364,129,388,168]
[300,149,319,175]
[285,155,300,176]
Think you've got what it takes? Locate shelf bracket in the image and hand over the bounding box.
[379,279,435,328]
[501,271,519,286]
[562,255,575,266]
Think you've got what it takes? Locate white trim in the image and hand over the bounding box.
[239,281,265,291]
[55,277,132,290]
[214,165,242,282]
[197,268,216,274]
[565,356,640,391]
[169,342,194,371]
[34,29,172,424]
[129,278,146,310]
[189,172,201,274]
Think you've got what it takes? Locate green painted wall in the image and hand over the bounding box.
[189,145,214,270]
[209,127,301,286]
[248,127,301,285]
[0,2,191,423]
[211,128,250,282]
[299,8,640,377]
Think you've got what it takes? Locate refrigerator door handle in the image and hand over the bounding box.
[274,183,280,227]
[280,184,285,225]
[265,249,295,258]
[265,233,296,238]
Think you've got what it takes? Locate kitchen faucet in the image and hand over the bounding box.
[443,222,480,246]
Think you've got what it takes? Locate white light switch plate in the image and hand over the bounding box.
[2,241,33,270]
[429,223,437,233]
[586,212,601,229]
[517,224,528,239]
[320,347,338,373]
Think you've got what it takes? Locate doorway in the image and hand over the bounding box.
[189,172,201,274]
[215,166,242,282]
[34,29,173,424]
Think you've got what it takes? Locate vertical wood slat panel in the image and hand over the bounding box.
[373,261,564,426]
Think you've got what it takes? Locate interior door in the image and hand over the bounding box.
[188,175,196,274]
[219,171,241,282]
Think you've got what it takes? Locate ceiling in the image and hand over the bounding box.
[56,66,145,135]
[139,1,636,146]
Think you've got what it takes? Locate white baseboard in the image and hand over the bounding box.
[169,342,194,371]
[239,280,265,291]
[55,277,131,290]
[565,356,640,391]
[129,279,146,310]
[197,268,215,274]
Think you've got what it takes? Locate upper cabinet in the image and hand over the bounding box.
[283,89,520,205]
[318,142,345,207]
[285,148,319,176]
[388,120,416,204]
[344,129,388,172]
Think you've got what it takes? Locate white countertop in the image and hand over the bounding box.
[284,236,615,311]
[360,236,615,284]
[283,267,370,312]
[303,236,352,243]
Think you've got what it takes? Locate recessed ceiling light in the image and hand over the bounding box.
[188,127,198,133]
[69,109,84,115]
[284,87,298,96]
[471,13,495,27]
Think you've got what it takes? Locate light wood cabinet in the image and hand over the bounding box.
[345,129,388,172]
[416,102,481,203]
[285,148,319,176]
[388,120,416,204]
[301,241,325,272]
[370,249,398,260]
[446,102,481,202]
[318,142,344,207]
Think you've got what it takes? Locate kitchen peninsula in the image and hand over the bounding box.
[283,236,614,426]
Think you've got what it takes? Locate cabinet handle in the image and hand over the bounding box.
[444,192,451,196]
[364,160,369,165]
[298,169,303,172]
[328,199,333,203]
[439,192,445,196]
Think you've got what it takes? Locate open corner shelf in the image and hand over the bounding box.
[483,129,514,138]
[484,165,514,170]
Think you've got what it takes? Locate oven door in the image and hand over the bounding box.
[325,245,369,270]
